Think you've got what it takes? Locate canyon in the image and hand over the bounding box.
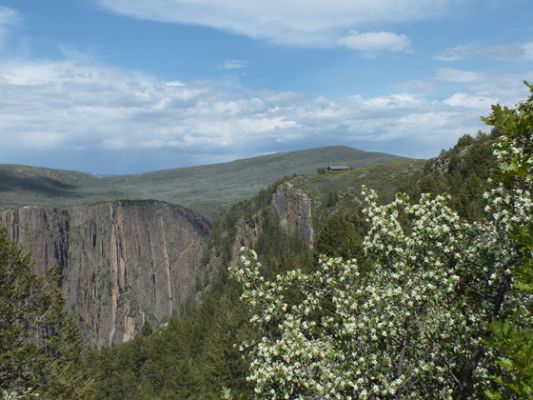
[0,200,210,347]
[0,146,407,347]
[0,181,317,347]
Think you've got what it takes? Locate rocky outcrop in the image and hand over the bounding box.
[271,182,315,248]
[0,200,210,347]
[0,181,318,347]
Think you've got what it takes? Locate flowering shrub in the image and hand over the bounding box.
[0,389,39,400]
[230,88,532,399]
[482,84,533,399]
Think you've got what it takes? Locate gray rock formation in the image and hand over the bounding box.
[0,179,318,347]
[0,200,210,347]
[271,182,315,248]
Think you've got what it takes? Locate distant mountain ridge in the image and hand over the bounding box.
[0,146,405,219]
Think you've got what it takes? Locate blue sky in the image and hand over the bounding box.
[0,0,531,174]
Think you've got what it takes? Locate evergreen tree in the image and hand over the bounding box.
[315,208,365,261]
[0,231,84,399]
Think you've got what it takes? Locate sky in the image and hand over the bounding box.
[0,0,531,174]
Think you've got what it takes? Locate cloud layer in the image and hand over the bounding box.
[1,57,529,173]
[437,42,533,61]
[220,59,248,70]
[338,31,411,52]
[97,0,455,49]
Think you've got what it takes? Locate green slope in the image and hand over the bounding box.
[0,146,404,219]
[0,164,129,209]
[80,157,425,400]
[103,146,404,218]
[79,133,497,400]
[291,158,426,204]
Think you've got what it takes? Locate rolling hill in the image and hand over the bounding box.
[0,146,405,219]
[0,164,130,209]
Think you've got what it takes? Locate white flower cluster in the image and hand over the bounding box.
[230,97,532,399]
[492,94,533,188]
[0,389,40,400]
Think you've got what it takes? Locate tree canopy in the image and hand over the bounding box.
[0,231,84,400]
[230,86,533,399]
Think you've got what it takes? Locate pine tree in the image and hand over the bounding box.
[0,230,85,399]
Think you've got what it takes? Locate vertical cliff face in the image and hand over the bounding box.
[271,182,315,248]
[0,181,317,347]
[200,182,313,294]
[0,200,210,347]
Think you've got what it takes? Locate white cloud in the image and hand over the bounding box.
[433,69,533,108]
[443,92,498,109]
[0,7,19,49]
[220,59,248,70]
[359,93,423,110]
[338,31,410,52]
[435,68,484,83]
[0,59,301,152]
[97,0,455,48]
[0,57,530,171]
[437,42,533,61]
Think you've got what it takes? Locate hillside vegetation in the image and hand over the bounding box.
[2,90,531,400]
[0,146,402,219]
[76,129,503,399]
[104,146,402,218]
[0,164,129,209]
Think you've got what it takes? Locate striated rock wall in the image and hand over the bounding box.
[0,200,210,347]
[271,182,315,248]
[0,181,317,347]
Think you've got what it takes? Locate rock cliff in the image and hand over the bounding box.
[0,180,318,347]
[0,200,210,347]
[198,181,316,302]
[271,182,315,248]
